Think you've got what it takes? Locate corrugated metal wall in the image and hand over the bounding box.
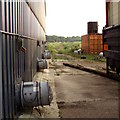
[0,0,46,119]
[81,34,103,54]
[27,0,46,31]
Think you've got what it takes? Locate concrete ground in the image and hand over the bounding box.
[18,60,119,119]
[54,61,119,118]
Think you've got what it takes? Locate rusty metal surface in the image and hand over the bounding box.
[81,34,103,54]
[88,22,98,34]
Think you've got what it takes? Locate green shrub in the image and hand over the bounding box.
[47,42,81,55]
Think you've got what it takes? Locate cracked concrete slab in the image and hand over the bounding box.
[54,61,119,118]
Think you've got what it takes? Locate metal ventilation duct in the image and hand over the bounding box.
[42,50,51,59]
[15,81,53,108]
[37,59,48,70]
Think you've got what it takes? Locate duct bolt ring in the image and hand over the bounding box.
[16,81,53,108]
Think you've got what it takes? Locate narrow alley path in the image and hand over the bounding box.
[54,62,119,118]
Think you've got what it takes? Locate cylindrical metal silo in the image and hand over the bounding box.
[88,22,98,34]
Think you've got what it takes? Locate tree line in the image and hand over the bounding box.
[46,35,81,42]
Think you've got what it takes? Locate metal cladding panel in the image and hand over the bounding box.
[0,2,3,119]
[103,25,120,73]
[119,2,120,24]
[27,0,46,32]
[0,35,3,119]
[107,2,120,26]
[113,2,118,25]
[103,25,120,52]
[0,0,46,119]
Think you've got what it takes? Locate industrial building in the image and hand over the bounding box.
[0,0,52,119]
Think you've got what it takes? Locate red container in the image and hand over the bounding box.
[81,34,103,54]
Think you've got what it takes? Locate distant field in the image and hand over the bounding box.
[47,42,105,62]
[47,42,81,55]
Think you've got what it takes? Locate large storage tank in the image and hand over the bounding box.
[81,34,103,54]
[0,0,48,119]
[88,22,98,34]
[103,1,120,75]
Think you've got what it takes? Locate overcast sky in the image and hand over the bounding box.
[46,0,106,37]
